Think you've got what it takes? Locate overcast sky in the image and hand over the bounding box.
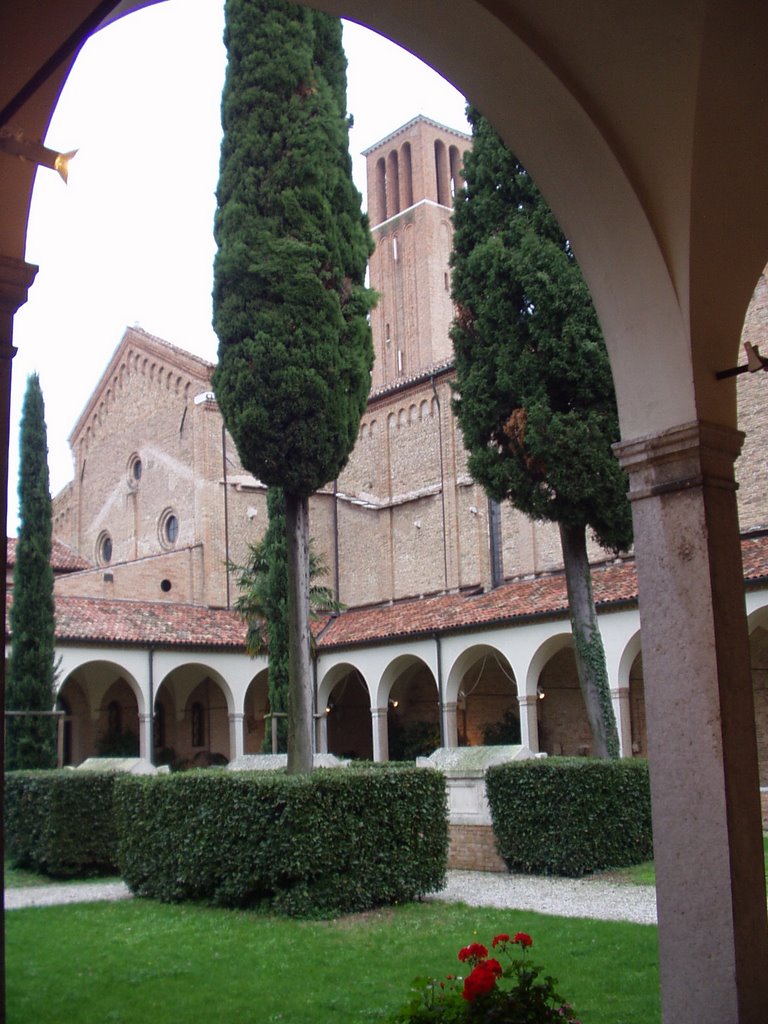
[9,0,469,532]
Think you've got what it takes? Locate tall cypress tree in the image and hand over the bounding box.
[7,374,57,769]
[213,1,374,772]
[450,109,632,757]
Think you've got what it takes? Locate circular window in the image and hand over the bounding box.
[159,509,179,548]
[160,578,172,593]
[97,531,112,566]
[127,453,142,486]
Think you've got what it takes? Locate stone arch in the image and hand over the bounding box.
[526,634,590,757]
[376,653,439,761]
[155,663,234,767]
[445,642,518,747]
[319,662,373,760]
[243,667,270,754]
[56,660,143,765]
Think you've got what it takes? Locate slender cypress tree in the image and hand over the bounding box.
[213,0,374,772]
[450,109,632,757]
[7,374,57,769]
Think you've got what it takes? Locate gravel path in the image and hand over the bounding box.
[4,881,132,910]
[427,870,657,925]
[5,872,656,923]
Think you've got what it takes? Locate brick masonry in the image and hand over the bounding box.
[448,824,508,873]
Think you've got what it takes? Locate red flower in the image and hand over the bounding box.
[485,958,503,977]
[492,933,510,948]
[458,942,488,963]
[514,932,533,948]
[462,960,502,1002]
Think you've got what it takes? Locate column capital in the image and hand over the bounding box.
[517,694,539,707]
[0,255,38,318]
[614,420,744,502]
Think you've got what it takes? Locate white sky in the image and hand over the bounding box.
[9,0,469,532]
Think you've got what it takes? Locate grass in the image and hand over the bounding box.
[6,898,659,1024]
[595,834,768,888]
[4,864,121,888]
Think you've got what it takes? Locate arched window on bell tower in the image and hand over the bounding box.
[376,156,387,221]
[387,148,400,216]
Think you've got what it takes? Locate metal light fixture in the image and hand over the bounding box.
[716,341,768,380]
[0,124,77,183]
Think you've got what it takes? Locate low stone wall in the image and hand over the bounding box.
[448,824,507,873]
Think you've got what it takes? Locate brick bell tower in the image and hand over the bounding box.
[364,117,471,391]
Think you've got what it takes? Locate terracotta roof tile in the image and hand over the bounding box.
[7,538,92,573]
[316,557,639,649]
[3,533,767,650]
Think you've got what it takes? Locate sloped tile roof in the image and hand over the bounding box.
[49,596,246,649]
[316,557,639,649]
[740,532,768,582]
[4,533,768,650]
[7,538,91,573]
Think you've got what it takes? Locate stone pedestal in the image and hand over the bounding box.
[417,745,538,871]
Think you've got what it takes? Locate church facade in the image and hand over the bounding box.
[40,118,768,793]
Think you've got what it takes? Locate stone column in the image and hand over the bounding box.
[315,711,329,755]
[517,694,539,752]
[228,713,244,761]
[616,421,768,1024]
[441,701,458,747]
[138,714,152,762]
[611,686,632,757]
[371,707,388,762]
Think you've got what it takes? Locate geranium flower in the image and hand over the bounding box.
[492,933,510,948]
[461,959,502,1002]
[457,942,488,963]
[514,932,533,948]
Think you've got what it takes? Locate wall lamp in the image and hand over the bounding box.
[0,125,77,184]
[716,341,768,380]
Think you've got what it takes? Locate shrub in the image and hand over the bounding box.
[486,757,653,876]
[4,770,120,877]
[115,766,448,916]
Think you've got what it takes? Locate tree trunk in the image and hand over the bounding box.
[558,520,620,758]
[285,492,314,773]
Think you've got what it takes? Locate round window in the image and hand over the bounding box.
[127,453,142,486]
[165,514,178,544]
[97,532,112,565]
[159,509,179,548]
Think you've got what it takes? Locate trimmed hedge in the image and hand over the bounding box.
[4,770,120,877]
[486,757,653,877]
[114,766,448,916]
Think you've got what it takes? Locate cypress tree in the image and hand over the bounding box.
[450,109,633,758]
[6,373,57,769]
[213,0,374,772]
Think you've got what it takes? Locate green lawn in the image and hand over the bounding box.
[597,834,768,887]
[4,864,122,888]
[6,899,659,1024]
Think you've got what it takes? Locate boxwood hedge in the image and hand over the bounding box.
[486,757,653,876]
[5,770,120,877]
[114,766,448,916]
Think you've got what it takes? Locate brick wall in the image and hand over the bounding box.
[448,824,507,872]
